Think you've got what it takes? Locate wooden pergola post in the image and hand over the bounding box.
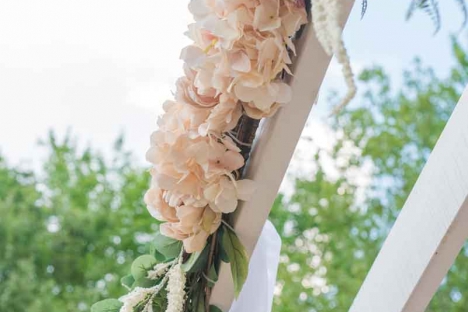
[210,1,355,310]
[349,88,468,312]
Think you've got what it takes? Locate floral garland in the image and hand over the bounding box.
[91,1,354,312]
[312,0,356,114]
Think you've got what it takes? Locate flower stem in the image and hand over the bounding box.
[204,232,218,312]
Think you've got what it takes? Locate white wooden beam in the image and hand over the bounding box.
[349,88,468,312]
[210,1,355,310]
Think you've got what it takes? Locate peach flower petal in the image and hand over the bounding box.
[144,0,308,252]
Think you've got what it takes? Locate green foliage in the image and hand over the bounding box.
[0,133,155,311]
[361,0,367,19]
[407,0,441,33]
[406,0,468,32]
[207,264,218,288]
[88,209,186,310]
[131,255,158,280]
[361,0,467,31]
[182,244,210,273]
[132,277,158,289]
[91,299,123,312]
[270,38,468,311]
[221,224,249,298]
[152,289,169,311]
[153,232,183,260]
[120,274,135,290]
[209,305,223,312]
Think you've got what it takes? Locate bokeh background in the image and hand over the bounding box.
[1,1,468,311]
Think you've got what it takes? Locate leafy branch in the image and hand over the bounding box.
[406,0,441,33]
[361,0,468,33]
[361,0,368,20]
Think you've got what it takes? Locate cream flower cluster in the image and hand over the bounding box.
[147,261,174,280]
[312,0,356,113]
[165,257,186,312]
[119,285,164,312]
[119,257,186,312]
[145,0,307,253]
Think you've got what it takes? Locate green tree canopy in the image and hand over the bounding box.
[0,134,155,311]
[271,37,468,311]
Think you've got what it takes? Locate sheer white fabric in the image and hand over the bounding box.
[229,221,281,312]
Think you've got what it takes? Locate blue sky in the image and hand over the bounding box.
[322,0,466,107]
[0,0,465,169]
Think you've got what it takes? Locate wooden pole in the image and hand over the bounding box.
[349,88,468,312]
[210,1,356,310]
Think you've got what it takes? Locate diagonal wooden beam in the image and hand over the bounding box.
[210,1,355,310]
[349,88,468,312]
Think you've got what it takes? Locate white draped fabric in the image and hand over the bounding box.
[229,221,281,312]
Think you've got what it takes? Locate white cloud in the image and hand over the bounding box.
[0,1,192,167]
[0,0,462,178]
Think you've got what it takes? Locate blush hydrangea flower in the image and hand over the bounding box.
[145,0,308,253]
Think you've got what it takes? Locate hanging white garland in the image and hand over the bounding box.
[312,0,356,114]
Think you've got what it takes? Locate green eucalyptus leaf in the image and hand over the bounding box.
[120,274,135,290]
[152,289,168,310]
[221,225,249,298]
[133,299,148,312]
[90,299,123,312]
[196,291,206,312]
[217,227,230,263]
[209,305,224,312]
[132,277,158,288]
[207,264,218,288]
[151,245,167,262]
[155,251,166,261]
[131,255,157,280]
[154,232,182,260]
[189,283,206,312]
[182,243,209,273]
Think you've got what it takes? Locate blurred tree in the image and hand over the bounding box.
[1,39,468,312]
[0,133,156,311]
[270,37,468,312]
